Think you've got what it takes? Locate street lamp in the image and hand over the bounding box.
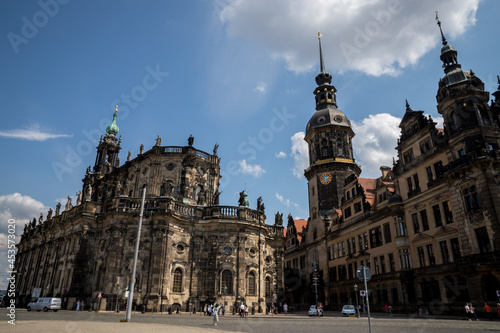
[354,284,359,318]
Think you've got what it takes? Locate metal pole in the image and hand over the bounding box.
[125,186,147,322]
[363,268,372,333]
[354,285,359,318]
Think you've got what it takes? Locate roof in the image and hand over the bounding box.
[283,219,308,243]
[358,178,377,207]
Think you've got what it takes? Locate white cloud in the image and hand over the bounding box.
[254,81,267,93]
[239,159,266,177]
[219,0,479,76]
[275,151,287,158]
[275,192,300,208]
[0,124,72,141]
[0,193,49,288]
[291,131,308,178]
[352,113,401,178]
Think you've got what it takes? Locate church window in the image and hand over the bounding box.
[313,228,317,240]
[265,277,271,297]
[172,268,182,293]
[247,272,256,295]
[222,270,233,295]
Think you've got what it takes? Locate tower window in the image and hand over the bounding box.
[172,268,182,293]
[464,186,481,211]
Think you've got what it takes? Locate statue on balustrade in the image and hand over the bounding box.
[213,189,221,205]
[56,202,61,216]
[275,212,283,226]
[47,208,53,221]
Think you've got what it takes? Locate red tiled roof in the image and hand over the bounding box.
[283,219,308,243]
[358,178,377,207]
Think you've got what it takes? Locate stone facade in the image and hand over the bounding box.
[15,114,285,313]
[284,31,500,315]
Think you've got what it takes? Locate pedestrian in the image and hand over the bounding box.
[497,303,500,319]
[81,300,85,311]
[363,303,367,314]
[204,304,207,316]
[384,303,389,314]
[271,302,275,316]
[76,300,81,311]
[465,302,471,321]
[222,304,225,316]
[212,303,221,325]
[484,303,492,321]
[418,304,423,316]
[208,303,212,316]
[389,304,393,317]
[240,302,245,318]
[245,304,249,318]
[283,302,288,316]
[358,304,362,316]
[469,303,479,320]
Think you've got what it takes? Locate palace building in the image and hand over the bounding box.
[15,110,285,312]
[284,24,500,315]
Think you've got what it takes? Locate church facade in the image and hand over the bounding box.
[285,25,500,315]
[15,110,285,312]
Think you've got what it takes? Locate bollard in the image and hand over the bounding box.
[252,306,255,315]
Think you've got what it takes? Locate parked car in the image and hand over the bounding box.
[341,304,356,317]
[27,298,61,312]
[308,305,323,316]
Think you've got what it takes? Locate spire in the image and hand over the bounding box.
[314,32,333,88]
[405,100,412,111]
[105,105,119,137]
[435,13,460,74]
[435,12,447,46]
[318,31,325,74]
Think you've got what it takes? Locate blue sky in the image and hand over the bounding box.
[0,0,499,287]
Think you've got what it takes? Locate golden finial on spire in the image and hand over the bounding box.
[317,31,322,39]
[115,105,118,113]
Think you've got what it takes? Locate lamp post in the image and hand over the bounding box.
[354,284,359,318]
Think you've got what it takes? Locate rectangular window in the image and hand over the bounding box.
[329,267,337,282]
[413,174,420,190]
[411,213,420,234]
[300,255,306,268]
[398,221,407,237]
[403,149,414,164]
[363,233,369,249]
[458,149,465,156]
[374,257,380,274]
[342,241,346,257]
[327,246,332,260]
[388,253,395,272]
[351,237,356,253]
[417,246,425,267]
[358,235,363,251]
[433,204,443,227]
[347,239,352,255]
[426,244,436,265]
[401,249,411,269]
[338,243,342,258]
[354,202,362,213]
[380,255,386,273]
[450,238,461,260]
[407,177,413,191]
[420,210,430,231]
[348,263,353,279]
[293,258,298,268]
[344,207,352,218]
[464,186,481,211]
[286,261,291,269]
[440,240,450,264]
[426,166,434,182]
[442,201,454,224]
[369,227,383,248]
[475,227,491,253]
[383,223,392,243]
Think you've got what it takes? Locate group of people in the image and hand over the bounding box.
[238,302,249,318]
[75,299,85,311]
[384,303,393,317]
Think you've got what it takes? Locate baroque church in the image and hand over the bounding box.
[15,109,285,312]
[284,23,500,315]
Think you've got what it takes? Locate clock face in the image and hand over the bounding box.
[320,173,332,185]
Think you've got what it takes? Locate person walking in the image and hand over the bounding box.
[389,304,393,317]
[212,303,221,325]
[465,302,472,321]
[469,303,479,320]
[484,303,492,321]
[203,304,208,316]
[283,302,288,316]
[76,300,81,311]
[384,303,389,315]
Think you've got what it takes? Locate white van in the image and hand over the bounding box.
[27,298,61,312]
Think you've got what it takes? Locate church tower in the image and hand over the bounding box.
[93,106,122,177]
[304,33,361,222]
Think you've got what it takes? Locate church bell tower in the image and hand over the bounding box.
[304,33,361,221]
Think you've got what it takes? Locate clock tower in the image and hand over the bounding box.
[304,33,361,221]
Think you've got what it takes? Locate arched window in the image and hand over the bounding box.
[248,272,256,295]
[172,268,182,293]
[222,270,233,295]
[265,277,271,297]
[313,228,318,240]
